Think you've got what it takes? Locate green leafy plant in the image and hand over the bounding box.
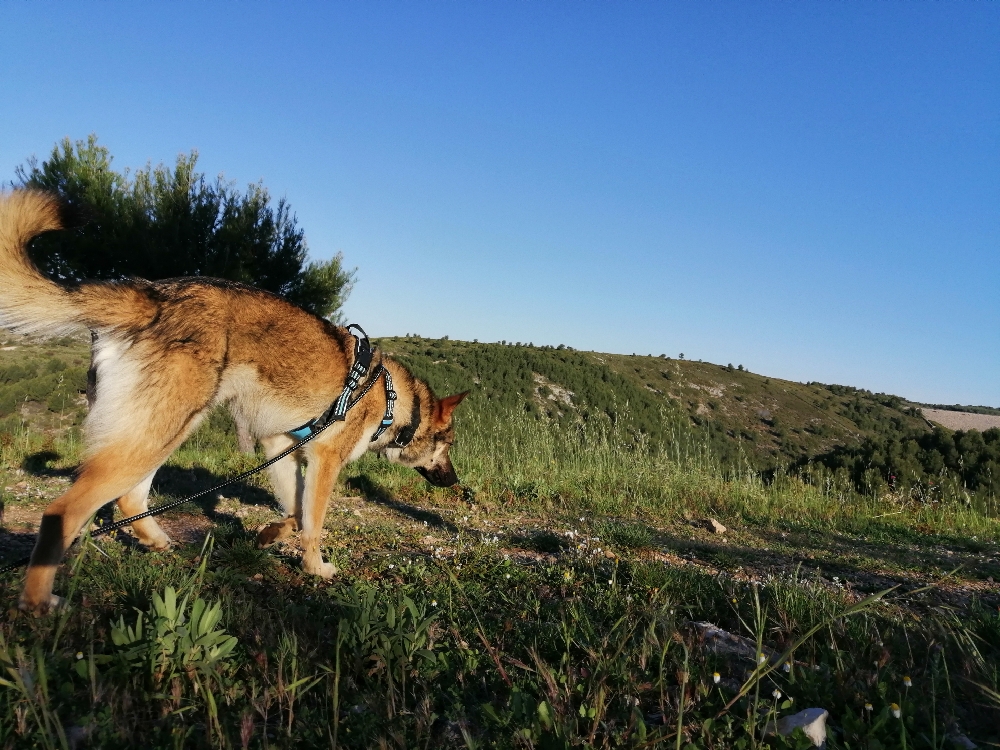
[111,585,238,740]
[111,586,238,686]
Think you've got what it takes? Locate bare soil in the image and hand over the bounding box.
[922,408,1000,432]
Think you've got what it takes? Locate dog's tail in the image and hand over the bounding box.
[0,190,157,335]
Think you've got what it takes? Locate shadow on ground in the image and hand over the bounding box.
[347,475,459,534]
[21,450,76,477]
[633,524,1000,608]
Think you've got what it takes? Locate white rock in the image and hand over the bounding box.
[705,518,727,534]
[766,708,829,748]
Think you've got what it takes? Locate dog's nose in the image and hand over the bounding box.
[415,466,458,487]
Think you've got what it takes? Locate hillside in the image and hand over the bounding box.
[379,336,1000,505]
[1,331,997,505]
[2,332,999,746]
[377,336,929,464]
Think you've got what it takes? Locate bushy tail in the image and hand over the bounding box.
[0,190,157,336]
[0,190,85,335]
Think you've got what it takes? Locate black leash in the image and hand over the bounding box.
[0,324,397,575]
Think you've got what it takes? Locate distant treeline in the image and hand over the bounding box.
[799,427,1000,503]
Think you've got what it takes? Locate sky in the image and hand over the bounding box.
[1,2,997,406]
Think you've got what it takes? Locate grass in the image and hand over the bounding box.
[0,343,999,747]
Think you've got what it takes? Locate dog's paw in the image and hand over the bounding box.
[256,519,296,547]
[145,534,174,552]
[304,560,338,580]
[18,593,65,617]
[256,523,284,547]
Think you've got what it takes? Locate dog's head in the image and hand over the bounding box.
[389,391,468,487]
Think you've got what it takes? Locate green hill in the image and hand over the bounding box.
[378,336,931,466]
[1,332,997,506]
[379,336,999,504]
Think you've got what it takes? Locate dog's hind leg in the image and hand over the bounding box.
[20,445,175,614]
[21,342,220,614]
[256,434,304,547]
[115,470,172,551]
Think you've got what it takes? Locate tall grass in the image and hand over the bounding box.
[440,406,1000,537]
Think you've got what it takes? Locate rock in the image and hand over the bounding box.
[765,708,829,748]
[690,621,777,663]
[704,518,727,534]
[948,731,977,750]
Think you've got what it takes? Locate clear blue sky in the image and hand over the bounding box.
[2,2,997,406]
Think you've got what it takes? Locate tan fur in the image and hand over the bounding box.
[0,190,468,613]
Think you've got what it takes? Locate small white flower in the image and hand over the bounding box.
[891,703,901,719]
[903,675,912,688]
[75,652,84,661]
[713,672,721,684]
[431,600,437,606]
[388,564,394,569]
[783,662,791,673]
[608,579,613,585]
[505,574,511,579]
[772,689,782,700]
[864,703,873,711]
[758,655,767,665]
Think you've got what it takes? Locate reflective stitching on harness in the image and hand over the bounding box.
[370,369,397,442]
[287,324,413,447]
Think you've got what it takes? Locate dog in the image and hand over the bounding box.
[0,190,468,614]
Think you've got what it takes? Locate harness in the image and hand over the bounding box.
[287,323,417,447]
[0,323,417,575]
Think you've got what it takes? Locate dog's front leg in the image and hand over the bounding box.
[298,442,344,579]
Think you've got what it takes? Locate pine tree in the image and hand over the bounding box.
[14,135,355,320]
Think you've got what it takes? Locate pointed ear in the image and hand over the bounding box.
[434,391,469,425]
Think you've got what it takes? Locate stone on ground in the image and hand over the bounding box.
[704,518,727,534]
[765,708,829,748]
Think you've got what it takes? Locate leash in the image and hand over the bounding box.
[0,324,403,575]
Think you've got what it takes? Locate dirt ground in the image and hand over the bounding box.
[922,408,1000,432]
[3,469,999,612]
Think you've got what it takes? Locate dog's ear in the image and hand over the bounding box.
[434,391,469,425]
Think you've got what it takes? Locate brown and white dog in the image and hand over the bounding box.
[0,190,467,614]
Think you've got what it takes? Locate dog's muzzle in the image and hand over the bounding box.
[415,465,458,487]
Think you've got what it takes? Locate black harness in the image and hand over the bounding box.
[288,324,418,448]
